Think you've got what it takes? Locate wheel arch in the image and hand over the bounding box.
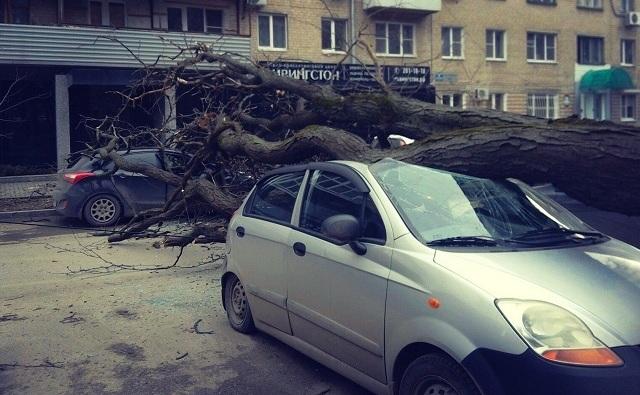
[392,342,448,393]
[220,271,238,311]
[392,342,493,395]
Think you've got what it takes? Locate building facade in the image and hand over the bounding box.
[0,0,252,171]
[1,0,638,173]
[432,0,640,123]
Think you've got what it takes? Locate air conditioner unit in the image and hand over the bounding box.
[626,12,640,26]
[246,0,267,6]
[475,88,490,101]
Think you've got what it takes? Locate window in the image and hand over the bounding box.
[486,30,506,60]
[442,94,463,108]
[89,1,102,25]
[205,10,223,34]
[0,0,4,23]
[375,22,414,56]
[622,0,635,12]
[167,7,222,33]
[258,14,287,50]
[321,19,347,52]
[163,153,190,175]
[442,27,463,58]
[491,93,506,111]
[300,171,386,243]
[108,2,124,28]
[577,36,604,65]
[577,0,603,8]
[527,0,556,4]
[187,7,204,32]
[527,32,556,62]
[246,172,305,223]
[621,94,636,121]
[167,7,182,31]
[527,93,558,119]
[621,39,635,65]
[9,0,29,24]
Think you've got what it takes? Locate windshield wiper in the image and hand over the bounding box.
[512,228,604,240]
[427,236,499,247]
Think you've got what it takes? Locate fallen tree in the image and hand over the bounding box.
[84,45,640,246]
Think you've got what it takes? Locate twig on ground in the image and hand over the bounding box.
[0,359,63,371]
[193,319,215,334]
[176,352,189,360]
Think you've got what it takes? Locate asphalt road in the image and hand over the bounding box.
[0,221,370,395]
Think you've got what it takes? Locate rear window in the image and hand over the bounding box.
[67,151,160,172]
[67,155,111,172]
[245,172,305,224]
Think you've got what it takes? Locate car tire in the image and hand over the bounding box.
[223,274,255,334]
[83,194,122,227]
[399,353,480,395]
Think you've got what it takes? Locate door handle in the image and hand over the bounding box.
[236,226,245,237]
[293,242,306,256]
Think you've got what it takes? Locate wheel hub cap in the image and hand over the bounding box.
[231,282,247,320]
[90,198,116,223]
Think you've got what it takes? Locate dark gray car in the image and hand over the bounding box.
[53,149,189,226]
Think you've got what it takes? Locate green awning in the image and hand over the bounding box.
[580,68,635,92]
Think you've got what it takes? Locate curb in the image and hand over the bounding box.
[0,209,57,221]
[0,174,57,184]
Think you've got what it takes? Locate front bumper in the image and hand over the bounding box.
[462,346,640,395]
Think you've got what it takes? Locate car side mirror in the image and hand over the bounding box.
[321,214,361,244]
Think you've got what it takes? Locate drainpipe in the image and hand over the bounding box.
[349,0,357,63]
[149,0,154,29]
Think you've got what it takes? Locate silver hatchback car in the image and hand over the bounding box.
[222,159,640,395]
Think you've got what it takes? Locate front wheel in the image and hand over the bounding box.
[223,274,255,333]
[399,354,480,395]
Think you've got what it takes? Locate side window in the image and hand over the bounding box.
[126,152,162,168]
[164,153,189,175]
[246,172,305,223]
[300,171,386,243]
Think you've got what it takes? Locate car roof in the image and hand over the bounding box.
[262,161,371,193]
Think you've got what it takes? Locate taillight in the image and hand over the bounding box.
[63,172,95,184]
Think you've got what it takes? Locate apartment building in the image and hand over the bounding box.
[0,0,441,172]
[0,0,252,171]
[2,0,637,173]
[432,0,640,123]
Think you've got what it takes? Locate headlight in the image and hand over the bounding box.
[496,300,623,366]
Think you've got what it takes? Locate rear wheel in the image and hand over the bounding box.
[399,354,480,395]
[83,194,122,227]
[223,274,255,333]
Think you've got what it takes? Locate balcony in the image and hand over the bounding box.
[363,0,441,13]
[0,23,251,68]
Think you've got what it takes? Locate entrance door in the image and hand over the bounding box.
[286,169,391,383]
[582,92,609,120]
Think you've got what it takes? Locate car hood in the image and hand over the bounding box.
[433,239,640,346]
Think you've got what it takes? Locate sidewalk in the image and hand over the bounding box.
[0,175,56,217]
[0,175,56,199]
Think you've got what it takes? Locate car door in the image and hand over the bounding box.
[111,151,167,213]
[230,170,307,335]
[162,152,191,200]
[285,168,392,383]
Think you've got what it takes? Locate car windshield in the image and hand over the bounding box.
[370,159,597,246]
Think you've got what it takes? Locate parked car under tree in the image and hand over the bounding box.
[222,159,640,395]
[53,149,191,226]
